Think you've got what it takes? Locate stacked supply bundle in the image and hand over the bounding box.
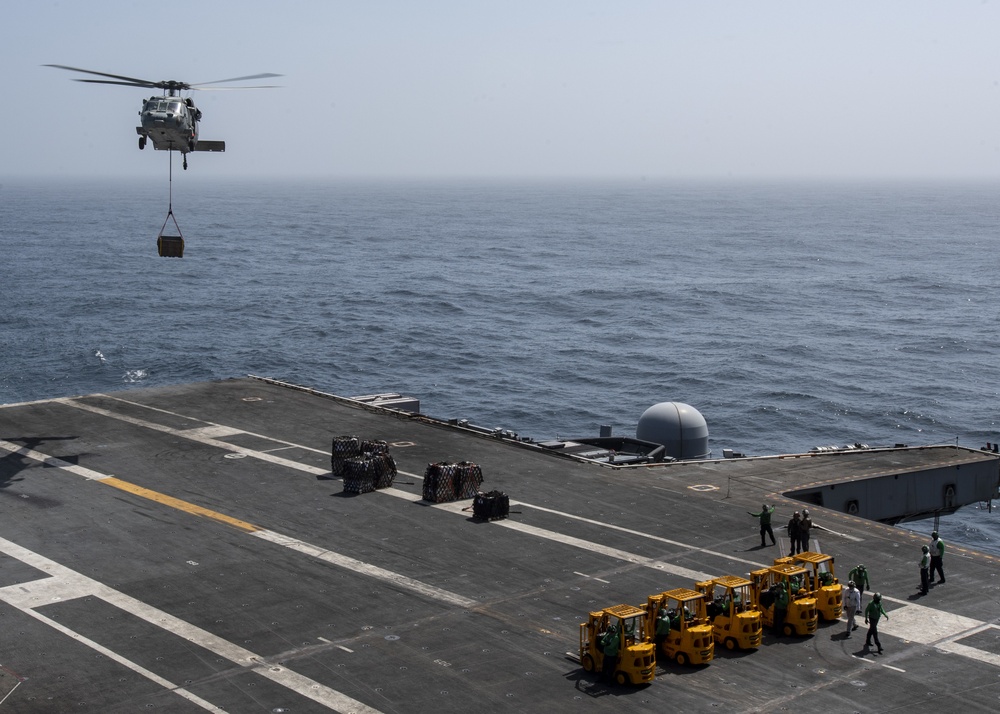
[342,458,378,494]
[331,436,362,476]
[334,436,398,493]
[360,440,397,489]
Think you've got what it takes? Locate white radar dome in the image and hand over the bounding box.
[636,402,710,460]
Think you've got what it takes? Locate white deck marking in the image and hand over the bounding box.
[19,607,228,712]
[496,519,713,581]
[0,536,383,714]
[57,398,329,475]
[0,441,475,610]
[251,530,476,608]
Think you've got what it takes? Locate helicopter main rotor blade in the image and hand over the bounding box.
[193,85,283,91]
[43,64,158,87]
[191,73,282,87]
[74,79,158,88]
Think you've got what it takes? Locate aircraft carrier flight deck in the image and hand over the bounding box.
[1,377,999,713]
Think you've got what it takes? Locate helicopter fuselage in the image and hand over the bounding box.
[136,96,224,155]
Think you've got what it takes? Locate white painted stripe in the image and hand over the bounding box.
[19,607,228,712]
[57,398,329,475]
[251,530,476,608]
[0,536,382,713]
[496,519,713,581]
[877,600,982,645]
[938,640,1000,668]
[511,499,768,570]
[98,394,332,456]
[0,439,111,481]
[0,442,475,610]
[183,425,244,439]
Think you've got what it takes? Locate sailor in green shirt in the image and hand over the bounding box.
[864,592,887,654]
[748,503,776,547]
[602,625,621,682]
[848,563,870,593]
[655,607,672,650]
[773,582,789,635]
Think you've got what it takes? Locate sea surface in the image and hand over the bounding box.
[2,177,998,553]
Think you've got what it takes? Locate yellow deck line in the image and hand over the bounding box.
[100,477,260,533]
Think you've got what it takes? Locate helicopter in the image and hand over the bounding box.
[44,65,281,169]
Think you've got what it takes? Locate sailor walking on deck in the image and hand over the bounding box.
[848,564,870,594]
[749,504,776,547]
[844,581,862,636]
[930,531,946,583]
[864,593,887,654]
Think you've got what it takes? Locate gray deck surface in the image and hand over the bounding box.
[1,377,999,713]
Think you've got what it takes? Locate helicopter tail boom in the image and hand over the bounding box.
[192,141,225,153]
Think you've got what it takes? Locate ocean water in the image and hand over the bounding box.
[2,177,998,553]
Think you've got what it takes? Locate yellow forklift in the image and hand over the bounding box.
[579,604,656,686]
[750,563,818,637]
[789,551,842,622]
[642,588,715,665]
[694,575,763,651]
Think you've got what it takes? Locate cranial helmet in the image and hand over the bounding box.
[922,545,930,552]
[931,531,938,538]
[848,580,855,587]
[873,592,881,601]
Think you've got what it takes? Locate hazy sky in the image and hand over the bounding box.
[4,0,1000,180]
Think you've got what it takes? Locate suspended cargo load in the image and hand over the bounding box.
[157,235,184,258]
[157,208,184,257]
[157,150,185,257]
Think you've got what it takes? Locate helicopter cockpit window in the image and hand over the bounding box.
[167,102,182,114]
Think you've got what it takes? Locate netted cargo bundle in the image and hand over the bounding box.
[368,451,397,490]
[473,490,510,521]
[342,458,377,494]
[331,435,362,476]
[423,462,458,503]
[360,439,390,455]
[454,461,484,499]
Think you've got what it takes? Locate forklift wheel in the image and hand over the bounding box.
[675,652,689,666]
[725,637,738,651]
[782,623,795,637]
[614,671,629,686]
[581,654,594,673]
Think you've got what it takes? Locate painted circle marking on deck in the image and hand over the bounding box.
[224,453,247,459]
[689,484,719,492]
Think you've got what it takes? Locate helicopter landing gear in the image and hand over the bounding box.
[138,135,146,150]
